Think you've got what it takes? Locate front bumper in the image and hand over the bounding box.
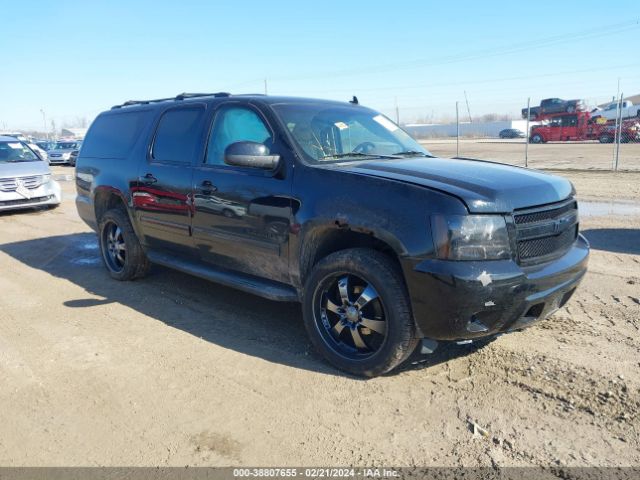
[48,156,71,164]
[403,234,589,340]
[0,180,62,211]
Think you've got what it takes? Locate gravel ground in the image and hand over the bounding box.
[0,166,638,467]
[421,139,640,171]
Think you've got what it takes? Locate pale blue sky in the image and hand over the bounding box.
[2,0,639,130]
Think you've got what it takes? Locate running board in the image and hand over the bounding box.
[146,251,299,302]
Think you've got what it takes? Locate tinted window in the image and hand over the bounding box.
[153,107,205,163]
[55,142,80,149]
[205,107,272,166]
[81,111,148,159]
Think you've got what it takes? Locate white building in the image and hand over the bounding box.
[60,127,88,139]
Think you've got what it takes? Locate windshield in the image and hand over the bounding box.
[55,142,80,150]
[0,141,40,163]
[272,103,431,163]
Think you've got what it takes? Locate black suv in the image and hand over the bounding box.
[540,98,585,115]
[76,93,589,376]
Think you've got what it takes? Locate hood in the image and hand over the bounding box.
[335,157,573,213]
[0,160,51,178]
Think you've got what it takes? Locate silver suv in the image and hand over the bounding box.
[47,141,82,165]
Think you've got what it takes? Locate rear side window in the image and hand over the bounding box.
[81,111,148,159]
[152,106,205,163]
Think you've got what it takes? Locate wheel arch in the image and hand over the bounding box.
[297,223,406,288]
[94,186,129,223]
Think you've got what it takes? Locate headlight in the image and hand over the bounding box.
[431,215,511,260]
[41,174,51,184]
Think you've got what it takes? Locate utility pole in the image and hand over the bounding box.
[614,92,623,171]
[40,109,47,139]
[456,101,460,158]
[395,97,400,125]
[464,91,472,123]
[525,97,531,168]
[612,78,621,170]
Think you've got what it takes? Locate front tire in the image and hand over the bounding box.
[302,248,418,377]
[531,134,544,144]
[98,208,149,280]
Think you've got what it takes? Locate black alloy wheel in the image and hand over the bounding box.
[316,273,387,359]
[102,220,127,273]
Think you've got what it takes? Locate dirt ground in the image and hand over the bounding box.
[421,139,640,171]
[0,166,638,468]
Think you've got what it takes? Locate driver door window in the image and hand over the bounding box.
[205,107,272,166]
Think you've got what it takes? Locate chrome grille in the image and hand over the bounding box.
[513,199,579,265]
[0,176,45,192]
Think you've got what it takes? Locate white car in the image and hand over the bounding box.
[0,132,48,163]
[0,136,62,211]
[591,101,640,121]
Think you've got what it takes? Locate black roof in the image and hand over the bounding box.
[110,92,360,111]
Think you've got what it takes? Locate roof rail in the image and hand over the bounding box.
[111,92,231,109]
[174,92,230,100]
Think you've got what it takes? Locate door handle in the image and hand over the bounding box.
[200,180,217,192]
[139,173,157,185]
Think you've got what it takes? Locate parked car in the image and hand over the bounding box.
[48,140,82,165]
[35,141,55,152]
[540,98,585,115]
[521,106,542,120]
[590,100,640,121]
[69,149,80,167]
[76,93,589,376]
[0,136,62,211]
[0,132,49,163]
[498,128,526,139]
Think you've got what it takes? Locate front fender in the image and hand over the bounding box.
[289,165,468,287]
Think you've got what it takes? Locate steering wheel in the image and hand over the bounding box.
[352,142,376,154]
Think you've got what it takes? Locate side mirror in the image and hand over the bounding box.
[224,141,280,170]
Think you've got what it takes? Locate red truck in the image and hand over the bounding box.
[529,111,640,143]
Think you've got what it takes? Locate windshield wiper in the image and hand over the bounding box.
[391,150,433,157]
[321,152,398,160]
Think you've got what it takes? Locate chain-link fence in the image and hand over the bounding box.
[401,96,640,171]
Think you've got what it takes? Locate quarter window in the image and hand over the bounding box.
[153,107,205,163]
[82,111,147,159]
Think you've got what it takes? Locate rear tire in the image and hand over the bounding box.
[302,248,419,377]
[531,134,544,144]
[98,208,149,281]
[599,134,613,144]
